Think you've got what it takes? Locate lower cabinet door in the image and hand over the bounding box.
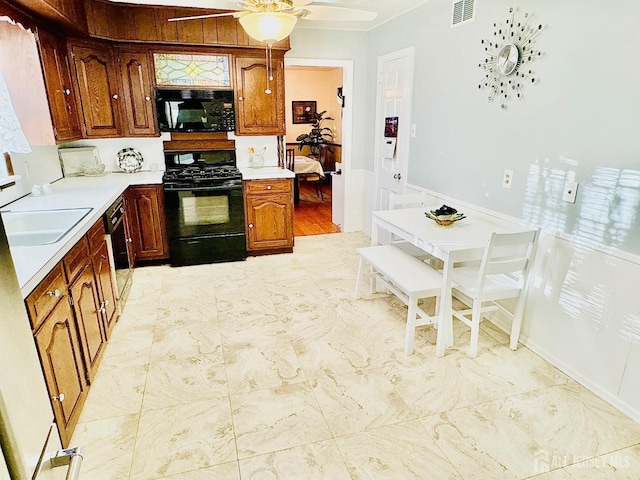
[126,184,169,261]
[34,297,88,448]
[69,263,107,382]
[92,240,118,337]
[245,193,294,251]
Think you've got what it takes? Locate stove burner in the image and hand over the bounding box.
[163,164,243,189]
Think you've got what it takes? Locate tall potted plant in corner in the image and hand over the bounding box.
[296,110,334,157]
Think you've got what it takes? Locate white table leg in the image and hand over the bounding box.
[435,254,454,357]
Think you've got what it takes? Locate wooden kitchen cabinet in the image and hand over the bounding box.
[88,219,118,337]
[27,222,119,447]
[28,263,88,448]
[244,178,294,254]
[70,43,123,137]
[234,55,286,135]
[64,237,107,383]
[36,30,82,143]
[118,50,158,137]
[126,184,169,262]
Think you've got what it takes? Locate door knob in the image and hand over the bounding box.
[52,393,65,402]
[393,173,402,180]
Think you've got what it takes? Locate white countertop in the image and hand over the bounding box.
[240,166,295,180]
[3,171,163,298]
[4,167,295,297]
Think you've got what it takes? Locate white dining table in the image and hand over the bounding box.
[371,207,527,356]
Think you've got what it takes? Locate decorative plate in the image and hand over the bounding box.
[117,148,143,173]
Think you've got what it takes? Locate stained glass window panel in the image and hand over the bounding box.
[154,53,231,87]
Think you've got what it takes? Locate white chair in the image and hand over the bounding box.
[387,192,435,263]
[354,244,442,354]
[450,228,540,357]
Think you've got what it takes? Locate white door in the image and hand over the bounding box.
[373,47,415,211]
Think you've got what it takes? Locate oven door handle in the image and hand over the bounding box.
[163,184,242,192]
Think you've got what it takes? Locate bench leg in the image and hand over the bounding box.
[404,293,417,355]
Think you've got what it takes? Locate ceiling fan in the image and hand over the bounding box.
[166,1,378,42]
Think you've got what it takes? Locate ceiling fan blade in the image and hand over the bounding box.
[307,0,364,4]
[109,0,238,8]
[300,5,377,21]
[168,11,240,22]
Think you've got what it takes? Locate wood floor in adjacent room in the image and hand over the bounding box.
[294,180,341,237]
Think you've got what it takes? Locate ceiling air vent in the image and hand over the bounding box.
[451,0,475,27]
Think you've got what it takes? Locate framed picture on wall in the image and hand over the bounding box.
[292,101,316,124]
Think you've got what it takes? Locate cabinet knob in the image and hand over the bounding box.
[127,237,133,243]
[47,289,61,297]
[64,88,71,95]
[248,223,254,228]
[112,94,119,100]
[52,393,65,402]
[238,96,243,101]
[145,96,151,101]
[267,185,272,190]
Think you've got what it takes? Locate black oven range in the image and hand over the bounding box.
[163,150,246,266]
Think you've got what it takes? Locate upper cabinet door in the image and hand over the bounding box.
[119,51,158,137]
[36,30,82,143]
[71,44,122,137]
[234,55,285,136]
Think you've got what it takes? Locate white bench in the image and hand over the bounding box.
[354,245,443,354]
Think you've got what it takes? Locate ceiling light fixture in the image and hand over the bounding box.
[239,12,297,95]
[238,11,297,43]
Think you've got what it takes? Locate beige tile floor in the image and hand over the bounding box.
[71,232,640,479]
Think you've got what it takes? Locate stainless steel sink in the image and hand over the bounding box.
[1,207,93,247]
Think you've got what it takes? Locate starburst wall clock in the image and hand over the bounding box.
[478,7,544,109]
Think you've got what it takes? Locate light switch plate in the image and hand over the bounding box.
[562,181,578,203]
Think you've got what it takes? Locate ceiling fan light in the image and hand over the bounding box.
[239,12,297,43]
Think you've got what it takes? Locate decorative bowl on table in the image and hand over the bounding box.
[425,205,466,226]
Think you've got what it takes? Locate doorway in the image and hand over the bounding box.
[373,47,415,211]
[284,58,354,236]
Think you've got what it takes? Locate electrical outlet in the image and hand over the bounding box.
[562,181,578,203]
[502,169,513,189]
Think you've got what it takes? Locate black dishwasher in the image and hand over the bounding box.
[103,195,133,307]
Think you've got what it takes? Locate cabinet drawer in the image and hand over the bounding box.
[26,263,68,332]
[244,178,292,196]
[87,218,106,255]
[63,235,90,283]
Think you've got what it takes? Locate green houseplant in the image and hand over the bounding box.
[296,110,334,157]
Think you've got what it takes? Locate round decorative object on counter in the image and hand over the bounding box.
[117,148,144,173]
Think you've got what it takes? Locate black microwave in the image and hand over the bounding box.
[155,88,235,133]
